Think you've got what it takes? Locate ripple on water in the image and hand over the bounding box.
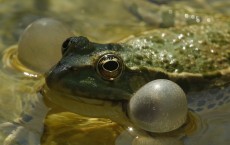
[184,102,230,145]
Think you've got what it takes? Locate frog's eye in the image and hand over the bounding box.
[96,54,123,81]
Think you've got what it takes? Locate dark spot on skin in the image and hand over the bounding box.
[207,103,216,109]
[216,94,224,101]
[218,101,224,106]
[223,95,229,101]
[197,100,206,107]
[227,87,230,93]
[195,108,203,112]
[209,88,219,95]
[146,60,152,65]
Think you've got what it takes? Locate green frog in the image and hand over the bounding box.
[1,1,229,145]
[45,16,230,115]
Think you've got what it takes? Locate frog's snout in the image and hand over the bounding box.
[44,62,64,91]
[45,68,56,90]
[128,79,188,133]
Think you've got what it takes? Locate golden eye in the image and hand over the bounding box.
[96,54,123,81]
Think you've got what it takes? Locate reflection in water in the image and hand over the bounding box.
[0,61,48,145]
[185,103,230,145]
[42,112,123,145]
[0,0,229,145]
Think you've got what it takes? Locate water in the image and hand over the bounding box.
[0,0,229,145]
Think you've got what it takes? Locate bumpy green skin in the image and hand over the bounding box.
[46,17,230,102]
[122,19,230,73]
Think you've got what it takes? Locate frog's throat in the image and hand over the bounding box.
[41,85,131,125]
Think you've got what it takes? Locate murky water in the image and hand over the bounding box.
[0,0,229,145]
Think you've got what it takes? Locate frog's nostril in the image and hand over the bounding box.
[62,37,72,55]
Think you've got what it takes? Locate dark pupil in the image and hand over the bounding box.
[103,61,118,71]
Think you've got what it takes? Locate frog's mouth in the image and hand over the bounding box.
[45,65,131,101]
[42,83,130,122]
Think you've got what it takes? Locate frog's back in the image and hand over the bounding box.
[121,17,230,74]
[119,17,230,112]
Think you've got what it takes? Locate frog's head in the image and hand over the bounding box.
[45,36,132,101]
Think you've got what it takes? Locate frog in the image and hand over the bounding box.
[45,16,230,115]
[0,1,230,145]
[42,16,230,143]
[0,14,229,145]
